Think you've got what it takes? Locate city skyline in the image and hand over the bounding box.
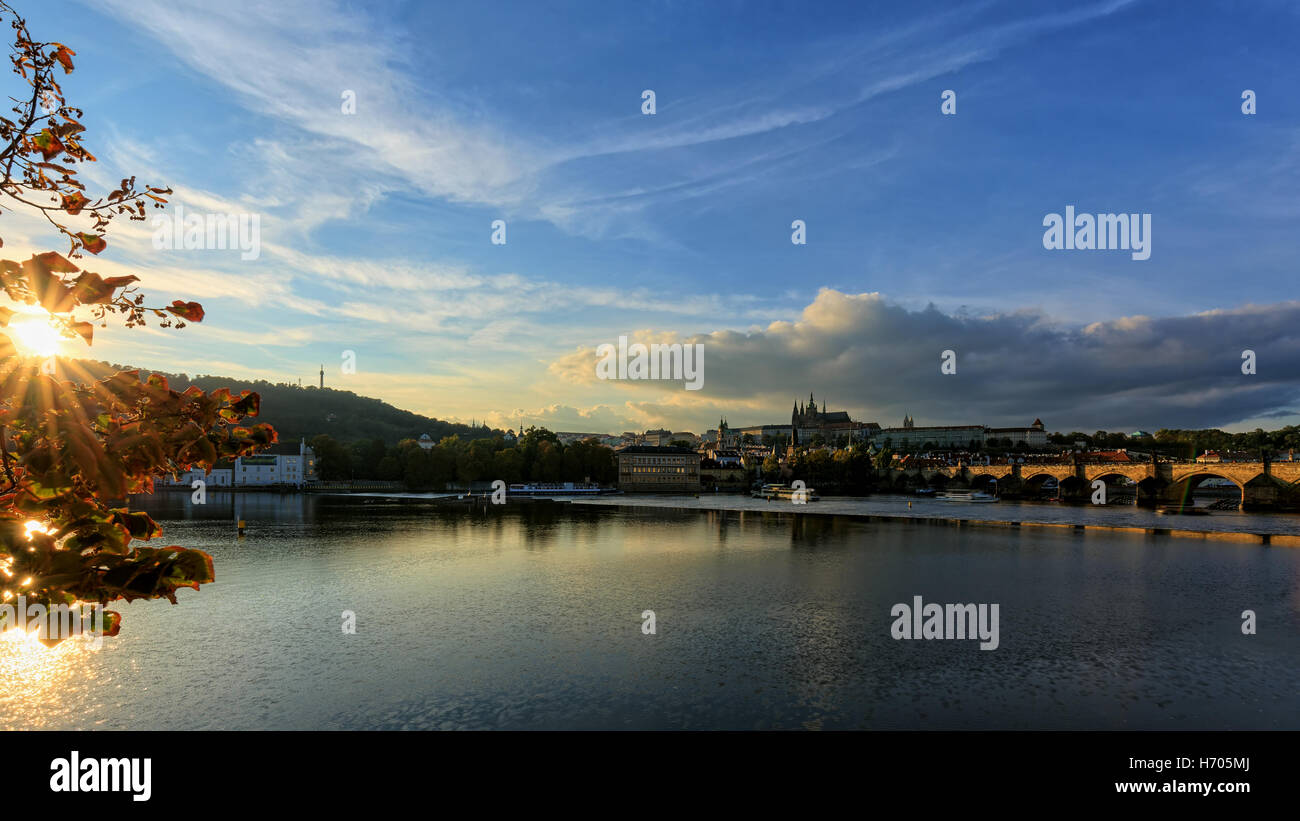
[8,0,1299,435]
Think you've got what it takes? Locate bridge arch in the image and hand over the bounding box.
[968,473,1000,493]
[1021,472,1060,499]
[1090,471,1140,504]
[1162,470,1247,510]
[925,472,952,490]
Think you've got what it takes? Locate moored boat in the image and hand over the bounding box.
[935,490,998,503]
[751,483,821,502]
[507,482,618,496]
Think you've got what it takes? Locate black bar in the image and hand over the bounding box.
[10,730,1286,808]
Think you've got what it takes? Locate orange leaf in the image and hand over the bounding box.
[71,321,93,345]
[52,45,75,74]
[32,251,79,273]
[31,129,64,160]
[61,191,88,215]
[164,300,204,322]
[77,233,107,254]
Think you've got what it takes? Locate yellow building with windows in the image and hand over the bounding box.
[616,445,701,492]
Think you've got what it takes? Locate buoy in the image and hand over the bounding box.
[237,519,246,537]
[908,502,912,509]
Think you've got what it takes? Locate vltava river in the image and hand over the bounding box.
[3,492,1297,730]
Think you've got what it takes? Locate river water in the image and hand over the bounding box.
[2,492,1296,730]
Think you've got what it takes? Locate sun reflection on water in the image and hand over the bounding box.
[0,631,102,730]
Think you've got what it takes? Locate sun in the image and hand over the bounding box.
[8,315,62,358]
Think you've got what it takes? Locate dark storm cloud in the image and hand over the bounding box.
[557,290,1300,431]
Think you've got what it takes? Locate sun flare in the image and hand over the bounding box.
[8,315,62,358]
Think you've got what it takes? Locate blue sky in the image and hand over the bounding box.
[9,0,1300,434]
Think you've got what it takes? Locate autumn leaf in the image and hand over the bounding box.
[30,129,64,160]
[21,255,76,312]
[164,300,204,322]
[70,271,115,303]
[230,390,261,418]
[32,251,79,273]
[52,44,75,73]
[60,191,88,215]
[77,232,107,254]
[111,509,163,540]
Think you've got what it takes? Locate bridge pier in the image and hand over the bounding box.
[1058,476,1091,504]
[1242,480,1280,511]
[994,476,1024,499]
[1135,478,1164,508]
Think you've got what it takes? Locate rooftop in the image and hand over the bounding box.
[618,445,698,455]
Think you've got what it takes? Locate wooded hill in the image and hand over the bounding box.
[60,359,494,445]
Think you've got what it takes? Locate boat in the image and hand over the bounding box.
[751,483,821,502]
[506,482,617,496]
[914,488,937,496]
[935,490,998,503]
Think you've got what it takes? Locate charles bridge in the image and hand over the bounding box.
[886,458,1300,510]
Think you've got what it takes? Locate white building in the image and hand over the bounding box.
[985,419,1049,448]
[234,439,317,487]
[155,440,317,489]
[159,466,233,488]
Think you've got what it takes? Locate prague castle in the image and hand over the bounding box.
[705,392,1047,453]
[791,393,877,445]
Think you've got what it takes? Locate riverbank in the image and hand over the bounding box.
[135,487,1300,542]
[572,494,1300,544]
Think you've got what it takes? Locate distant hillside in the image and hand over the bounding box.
[63,359,496,445]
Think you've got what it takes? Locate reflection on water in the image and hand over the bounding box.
[0,635,103,730]
[2,492,1297,730]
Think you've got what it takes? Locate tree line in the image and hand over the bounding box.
[309,427,617,489]
[1047,427,1300,457]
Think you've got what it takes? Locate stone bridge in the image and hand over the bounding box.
[886,460,1300,510]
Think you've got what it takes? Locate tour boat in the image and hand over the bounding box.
[752,483,821,502]
[935,490,998,503]
[506,482,616,496]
